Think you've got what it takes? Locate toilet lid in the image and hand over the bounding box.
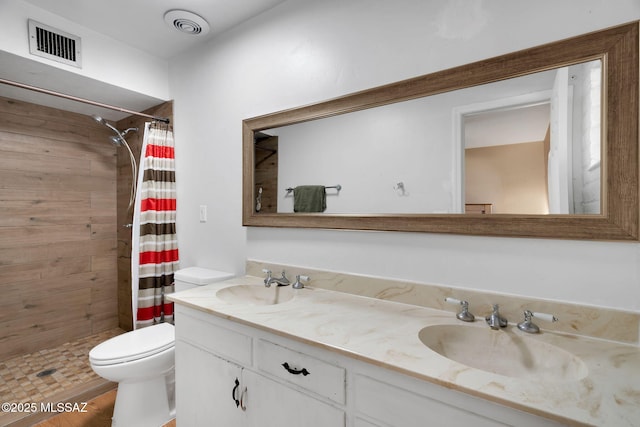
[89,323,175,365]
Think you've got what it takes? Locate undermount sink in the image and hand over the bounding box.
[418,324,588,382]
[216,284,296,305]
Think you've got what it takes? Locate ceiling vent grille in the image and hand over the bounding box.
[28,19,82,68]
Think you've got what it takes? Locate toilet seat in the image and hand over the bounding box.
[90,323,175,366]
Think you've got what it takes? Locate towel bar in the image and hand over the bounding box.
[286,185,341,194]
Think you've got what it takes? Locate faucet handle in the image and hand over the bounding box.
[292,275,309,289]
[444,297,475,322]
[517,310,558,334]
[531,311,558,323]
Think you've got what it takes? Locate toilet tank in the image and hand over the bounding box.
[174,267,234,292]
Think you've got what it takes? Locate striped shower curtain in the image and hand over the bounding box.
[131,122,179,329]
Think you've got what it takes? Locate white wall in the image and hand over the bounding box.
[0,0,170,100]
[275,96,456,214]
[169,0,640,311]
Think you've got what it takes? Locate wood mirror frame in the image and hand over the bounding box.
[243,22,638,241]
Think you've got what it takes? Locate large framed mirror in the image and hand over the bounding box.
[243,22,638,240]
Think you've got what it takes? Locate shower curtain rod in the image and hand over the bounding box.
[0,77,170,124]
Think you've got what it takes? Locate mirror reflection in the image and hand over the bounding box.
[254,60,601,215]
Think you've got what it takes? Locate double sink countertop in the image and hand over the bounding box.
[168,275,640,426]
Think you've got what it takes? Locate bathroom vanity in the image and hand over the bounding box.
[169,275,640,426]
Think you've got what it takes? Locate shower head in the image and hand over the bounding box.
[89,114,138,213]
[108,135,124,147]
[90,114,137,145]
[92,114,121,134]
[91,114,107,125]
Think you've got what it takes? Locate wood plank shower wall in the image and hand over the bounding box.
[0,95,173,360]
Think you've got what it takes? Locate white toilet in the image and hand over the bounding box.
[89,267,234,427]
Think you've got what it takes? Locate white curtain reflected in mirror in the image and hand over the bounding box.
[463,60,601,215]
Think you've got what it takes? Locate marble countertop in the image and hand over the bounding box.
[168,275,640,426]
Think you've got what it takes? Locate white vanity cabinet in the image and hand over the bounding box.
[176,341,244,426]
[241,369,344,426]
[174,304,563,427]
[351,370,563,427]
[175,306,345,427]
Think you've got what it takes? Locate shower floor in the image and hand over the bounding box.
[0,328,124,427]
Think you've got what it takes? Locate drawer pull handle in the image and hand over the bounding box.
[232,378,240,407]
[282,362,310,376]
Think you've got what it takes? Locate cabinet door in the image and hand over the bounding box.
[242,369,345,427]
[176,340,244,427]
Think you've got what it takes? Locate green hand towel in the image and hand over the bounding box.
[293,185,326,212]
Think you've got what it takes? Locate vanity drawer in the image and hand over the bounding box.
[256,339,345,404]
[356,374,521,427]
[176,309,252,366]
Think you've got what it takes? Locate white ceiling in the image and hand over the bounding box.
[0,0,286,121]
[3,0,555,143]
[22,0,286,59]
[464,103,551,149]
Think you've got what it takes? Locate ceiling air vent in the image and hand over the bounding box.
[28,19,82,68]
[164,10,210,36]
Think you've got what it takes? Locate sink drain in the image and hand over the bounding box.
[36,368,57,377]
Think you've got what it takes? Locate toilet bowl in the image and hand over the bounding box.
[90,323,175,427]
[89,267,234,426]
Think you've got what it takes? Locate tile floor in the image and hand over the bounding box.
[0,329,123,427]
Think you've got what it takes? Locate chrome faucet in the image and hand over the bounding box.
[262,269,291,287]
[517,310,558,334]
[292,275,309,289]
[444,297,475,322]
[485,304,508,329]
